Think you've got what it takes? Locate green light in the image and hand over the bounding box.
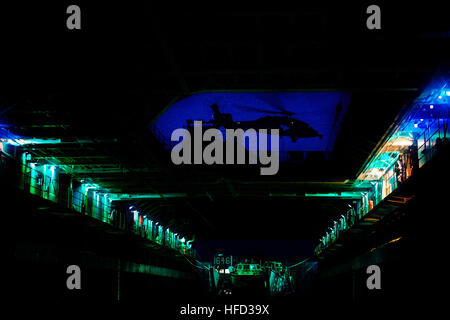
[269,193,296,197]
[6,138,61,145]
[108,193,187,200]
[162,193,187,198]
[305,192,361,198]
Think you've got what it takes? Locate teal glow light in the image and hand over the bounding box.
[7,139,21,146]
[5,138,61,145]
[269,193,296,197]
[83,183,99,191]
[305,192,361,198]
[108,193,187,200]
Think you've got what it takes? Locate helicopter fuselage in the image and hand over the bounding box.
[189,111,322,143]
[235,116,322,142]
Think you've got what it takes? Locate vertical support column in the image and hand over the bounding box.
[209,267,216,293]
[117,258,121,302]
[19,151,26,191]
[352,271,357,304]
[68,177,73,209]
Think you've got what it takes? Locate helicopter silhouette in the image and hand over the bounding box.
[186,103,323,142]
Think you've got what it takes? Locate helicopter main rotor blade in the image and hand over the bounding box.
[252,95,297,116]
[271,105,295,116]
[235,105,286,115]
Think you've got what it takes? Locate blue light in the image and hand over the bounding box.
[430,105,434,109]
[154,91,351,154]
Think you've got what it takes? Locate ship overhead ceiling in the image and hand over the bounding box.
[0,3,449,238]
